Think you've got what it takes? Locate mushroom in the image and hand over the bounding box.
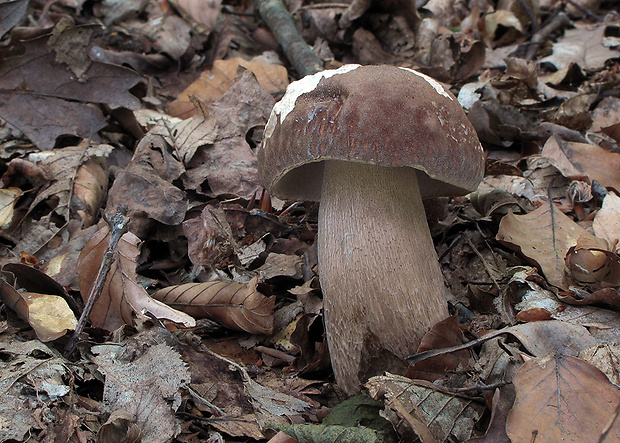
[258,64,485,394]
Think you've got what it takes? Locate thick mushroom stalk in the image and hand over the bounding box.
[318,160,448,394]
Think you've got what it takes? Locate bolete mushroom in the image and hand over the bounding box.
[258,64,485,394]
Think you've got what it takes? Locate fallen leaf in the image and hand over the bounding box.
[93,342,190,443]
[0,28,141,148]
[497,200,608,288]
[152,276,275,335]
[0,281,76,342]
[366,373,485,442]
[169,57,288,119]
[539,23,620,70]
[405,315,469,382]
[593,193,620,253]
[0,187,22,229]
[0,0,28,39]
[106,134,187,235]
[78,222,196,331]
[541,135,620,190]
[506,354,620,442]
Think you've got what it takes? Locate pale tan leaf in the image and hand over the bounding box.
[152,276,274,335]
[593,193,620,253]
[78,223,195,331]
[73,158,108,227]
[541,136,620,190]
[539,23,620,70]
[0,187,22,229]
[496,201,607,288]
[0,279,76,342]
[506,354,620,442]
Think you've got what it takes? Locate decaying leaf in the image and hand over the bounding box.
[366,373,484,442]
[506,354,620,442]
[77,222,195,331]
[106,134,187,235]
[152,276,274,335]
[496,200,608,288]
[565,238,620,288]
[93,342,190,443]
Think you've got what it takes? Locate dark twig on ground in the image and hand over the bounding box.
[64,206,130,356]
[255,0,324,77]
[526,12,572,60]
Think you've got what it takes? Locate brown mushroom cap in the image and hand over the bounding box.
[258,64,485,200]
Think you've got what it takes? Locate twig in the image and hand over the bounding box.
[255,0,323,77]
[64,206,130,356]
[526,12,572,60]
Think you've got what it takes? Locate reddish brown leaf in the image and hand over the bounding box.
[78,223,195,331]
[506,354,620,442]
[152,277,274,335]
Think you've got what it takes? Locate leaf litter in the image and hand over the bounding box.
[0,0,619,442]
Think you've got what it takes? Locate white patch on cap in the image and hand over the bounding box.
[264,64,361,139]
[399,67,452,101]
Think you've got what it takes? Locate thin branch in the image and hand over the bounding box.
[64,206,130,356]
[255,0,323,77]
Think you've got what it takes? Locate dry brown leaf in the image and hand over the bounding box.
[152,277,274,335]
[170,0,221,35]
[506,354,620,442]
[579,344,620,386]
[0,187,22,229]
[405,315,469,382]
[78,223,195,331]
[169,57,288,119]
[0,28,141,148]
[106,134,187,235]
[541,136,620,190]
[496,201,608,288]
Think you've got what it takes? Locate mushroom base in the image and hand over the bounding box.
[318,160,449,395]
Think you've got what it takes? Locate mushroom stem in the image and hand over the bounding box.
[318,160,449,394]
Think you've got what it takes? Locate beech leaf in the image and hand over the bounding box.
[78,223,195,331]
[496,201,608,288]
[152,277,274,335]
[506,354,620,442]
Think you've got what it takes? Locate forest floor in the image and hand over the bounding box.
[0,0,619,442]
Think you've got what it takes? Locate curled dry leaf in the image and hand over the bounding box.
[78,223,195,331]
[73,158,108,227]
[496,200,608,289]
[152,277,275,335]
[0,267,76,342]
[506,354,620,442]
[565,240,620,288]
